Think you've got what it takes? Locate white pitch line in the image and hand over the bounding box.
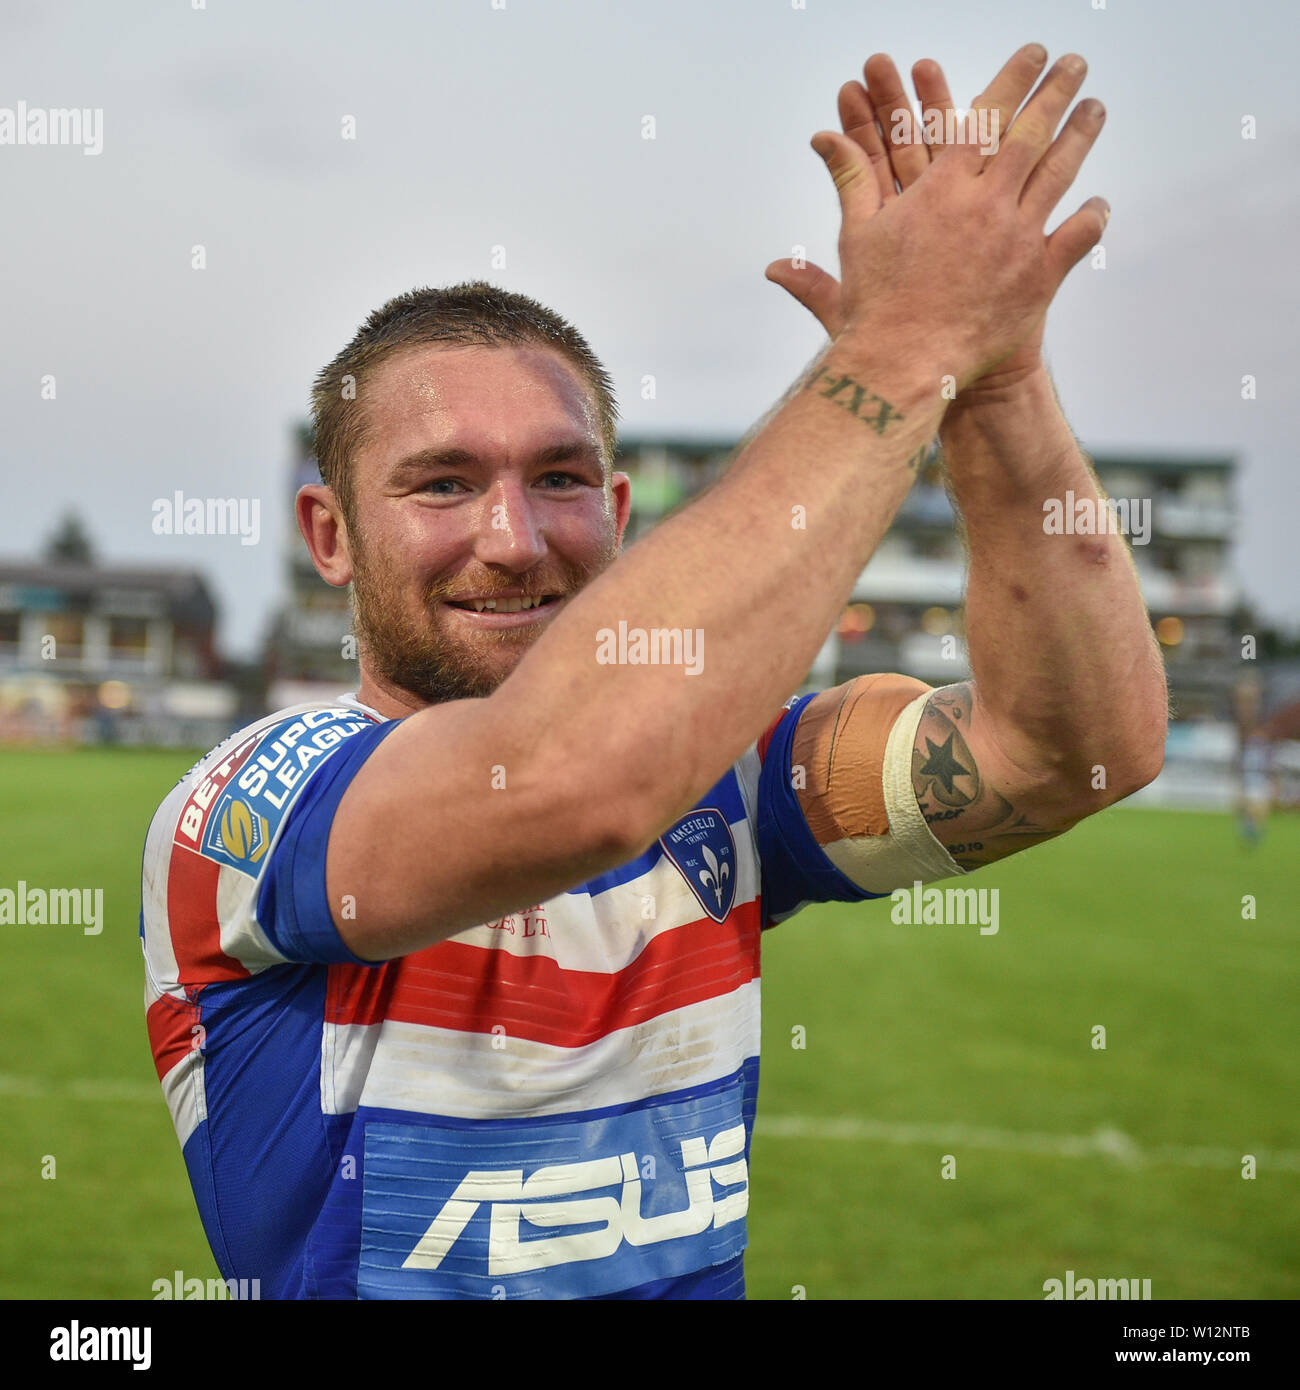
[756,1115,1300,1173]
[2,1075,1296,1174]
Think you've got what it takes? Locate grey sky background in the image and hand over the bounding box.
[1,0,1295,659]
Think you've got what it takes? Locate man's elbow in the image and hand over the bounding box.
[1042,700,1167,819]
[1104,697,1169,802]
[1113,741,1165,801]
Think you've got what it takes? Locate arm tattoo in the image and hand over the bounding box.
[910,682,1060,871]
[805,367,930,469]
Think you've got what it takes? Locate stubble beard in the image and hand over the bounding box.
[348,520,618,707]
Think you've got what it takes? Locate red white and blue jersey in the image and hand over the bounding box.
[139,691,880,1300]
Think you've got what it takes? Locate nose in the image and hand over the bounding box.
[471,477,548,571]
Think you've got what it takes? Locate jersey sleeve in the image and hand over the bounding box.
[254,717,400,965]
[141,707,401,993]
[753,684,963,930]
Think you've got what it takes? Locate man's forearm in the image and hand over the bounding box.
[938,367,1167,799]
[504,336,945,834]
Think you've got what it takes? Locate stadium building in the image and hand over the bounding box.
[0,558,239,744]
[614,439,1241,717]
[261,425,357,709]
[264,426,1241,720]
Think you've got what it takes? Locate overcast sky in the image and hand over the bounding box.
[2,0,1295,658]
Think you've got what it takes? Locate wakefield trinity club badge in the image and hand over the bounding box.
[659,809,737,923]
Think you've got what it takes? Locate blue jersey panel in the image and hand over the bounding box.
[757,692,887,923]
[257,718,399,966]
[186,966,334,1299]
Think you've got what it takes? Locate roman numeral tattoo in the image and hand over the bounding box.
[805,368,933,471]
[902,442,933,473]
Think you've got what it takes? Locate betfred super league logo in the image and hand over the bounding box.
[659,808,737,923]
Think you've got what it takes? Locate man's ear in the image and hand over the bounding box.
[611,471,633,548]
[296,484,353,587]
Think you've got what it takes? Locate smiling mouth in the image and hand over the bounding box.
[444,594,562,614]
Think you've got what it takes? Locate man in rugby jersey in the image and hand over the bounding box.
[140,46,1166,1298]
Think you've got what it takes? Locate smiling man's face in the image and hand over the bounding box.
[339,341,631,711]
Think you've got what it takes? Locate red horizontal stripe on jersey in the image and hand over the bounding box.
[147,992,202,1082]
[166,844,250,983]
[324,902,762,1048]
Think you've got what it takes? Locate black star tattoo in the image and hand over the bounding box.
[918,732,973,798]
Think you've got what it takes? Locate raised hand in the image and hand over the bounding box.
[767,46,1108,396]
[771,47,1109,396]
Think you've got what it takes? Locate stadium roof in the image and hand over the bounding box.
[614,436,1235,472]
[0,561,218,623]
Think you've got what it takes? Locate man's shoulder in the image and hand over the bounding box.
[179,695,384,786]
[143,695,388,853]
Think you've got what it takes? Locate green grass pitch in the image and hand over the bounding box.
[0,745,1295,1299]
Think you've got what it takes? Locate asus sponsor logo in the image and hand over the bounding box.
[403,1123,749,1276]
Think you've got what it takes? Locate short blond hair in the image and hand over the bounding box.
[310,280,619,524]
